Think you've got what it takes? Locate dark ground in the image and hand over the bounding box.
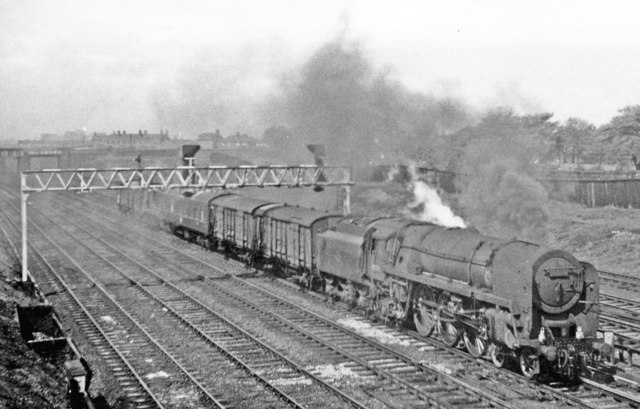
[0,258,70,409]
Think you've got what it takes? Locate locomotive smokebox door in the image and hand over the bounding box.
[533,252,583,314]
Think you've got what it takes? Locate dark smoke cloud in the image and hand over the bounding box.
[456,110,550,242]
[151,44,286,138]
[274,38,471,167]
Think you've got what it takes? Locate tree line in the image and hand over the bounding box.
[427,106,640,172]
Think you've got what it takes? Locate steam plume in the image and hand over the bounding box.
[386,165,400,182]
[405,164,466,227]
[456,110,550,242]
[276,38,471,167]
[407,181,466,227]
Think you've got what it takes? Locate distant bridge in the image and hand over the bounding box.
[0,147,71,172]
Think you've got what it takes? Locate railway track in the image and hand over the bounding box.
[35,192,544,407]
[4,184,640,408]
[600,270,640,292]
[36,189,640,408]
[599,293,640,366]
[23,191,524,409]
[0,197,168,409]
[0,191,369,409]
[600,294,640,321]
[405,328,640,409]
[0,212,19,274]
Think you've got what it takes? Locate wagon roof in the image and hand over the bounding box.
[263,205,341,227]
[210,194,276,213]
[163,189,186,197]
[191,190,236,203]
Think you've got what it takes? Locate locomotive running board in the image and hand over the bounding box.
[417,271,521,315]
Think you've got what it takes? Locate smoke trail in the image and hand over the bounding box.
[456,110,551,242]
[276,38,471,167]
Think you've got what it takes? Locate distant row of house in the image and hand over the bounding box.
[197,130,269,150]
[92,130,171,146]
[38,129,269,149]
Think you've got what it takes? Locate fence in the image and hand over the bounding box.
[563,178,640,208]
[416,167,640,209]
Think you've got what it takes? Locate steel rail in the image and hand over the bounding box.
[14,187,640,408]
[580,377,640,409]
[599,270,640,290]
[0,199,167,409]
[34,191,519,409]
[0,194,227,409]
[51,213,368,409]
[47,189,640,408]
[8,190,368,409]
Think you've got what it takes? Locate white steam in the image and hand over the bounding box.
[403,164,465,228]
[386,165,400,182]
[407,181,466,228]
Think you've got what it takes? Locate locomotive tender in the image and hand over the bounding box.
[119,188,607,379]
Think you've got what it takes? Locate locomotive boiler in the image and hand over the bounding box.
[118,188,606,379]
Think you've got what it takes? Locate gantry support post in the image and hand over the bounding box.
[342,186,351,216]
[21,173,29,282]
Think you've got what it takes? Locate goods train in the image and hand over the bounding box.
[118,188,610,380]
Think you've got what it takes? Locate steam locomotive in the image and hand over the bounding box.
[118,188,608,379]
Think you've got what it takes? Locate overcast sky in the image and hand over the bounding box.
[2,0,640,139]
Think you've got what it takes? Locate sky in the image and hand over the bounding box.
[2,0,640,140]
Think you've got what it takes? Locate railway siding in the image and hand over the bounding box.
[39,190,640,409]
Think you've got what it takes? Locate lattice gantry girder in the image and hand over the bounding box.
[22,165,353,193]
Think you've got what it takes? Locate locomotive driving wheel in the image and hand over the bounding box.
[489,343,506,368]
[519,347,540,379]
[413,286,437,336]
[436,293,461,347]
[439,320,460,347]
[463,327,488,357]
